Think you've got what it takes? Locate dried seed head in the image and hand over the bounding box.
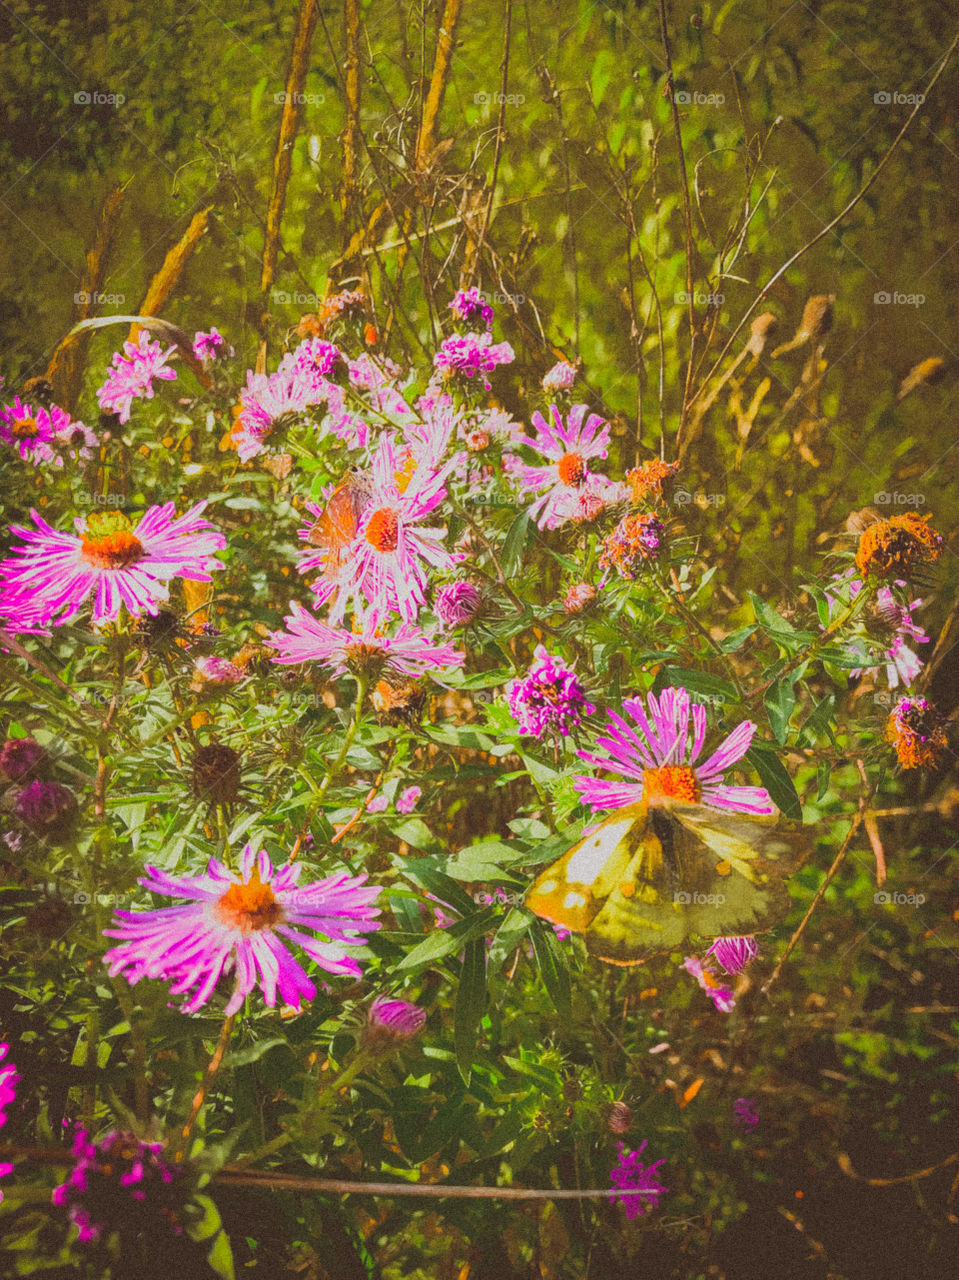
[746,312,779,357]
[607,1101,633,1134]
[192,744,242,807]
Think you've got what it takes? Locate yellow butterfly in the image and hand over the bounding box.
[526,798,810,965]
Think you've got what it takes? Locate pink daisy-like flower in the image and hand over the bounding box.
[103,844,381,1015]
[706,934,759,975]
[269,602,464,678]
[505,404,618,530]
[542,360,577,393]
[433,332,514,390]
[232,366,318,461]
[0,396,57,464]
[280,337,346,389]
[367,995,427,1043]
[96,331,177,424]
[0,1041,21,1198]
[304,435,459,625]
[574,686,774,816]
[682,955,736,1012]
[450,287,494,329]
[396,785,422,814]
[609,1139,669,1220]
[507,644,595,739]
[192,327,232,362]
[0,503,225,628]
[828,574,929,689]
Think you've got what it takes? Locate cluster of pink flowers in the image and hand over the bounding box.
[96,331,177,423]
[0,397,97,468]
[433,331,514,390]
[449,287,494,329]
[609,1140,669,1219]
[192,327,232,362]
[507,644,595,739]
[0,1042,20,1198]
[52,1128,182,1244]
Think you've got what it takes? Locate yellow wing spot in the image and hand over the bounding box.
[715,859,732,876]
[618,881,636,898]
[563,890,587,910]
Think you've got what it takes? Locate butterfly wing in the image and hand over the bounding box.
[525,803,649,934]
[307,471,373,574]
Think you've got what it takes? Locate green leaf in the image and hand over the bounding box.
[395,909,498,972]
[186,1194,235,1280]
[745,744,802,821]
[764,676,796,744]
[454,938,488,1084]
[501,508,531,579]
[529,919,572,1018]
[719,625,758,653]
[661,667,738,700]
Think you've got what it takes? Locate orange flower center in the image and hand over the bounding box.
[80,530,144,569]
[557,452,586,486]
[643,765,700,805]
[212,869,284,932]
[11,416,39,439]
[366,507,399,552]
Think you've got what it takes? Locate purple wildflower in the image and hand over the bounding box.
[433,332,514,390]
[192,327,232,362]
[14,780,78,843]
[542,360,577,392]
[96,332,177,424]
[682,956,736,1012]
[609,1140,668,1220]
[269,603,464,679]
[434,581,483,628]
[0,396,57,464]
[51,1129,182,1244]
[0,737,48,781]
[0,1042,20,1198]
[396,785,422,814]
[507,644,595,739]
[733,1098,759,1132]
[366,996,427,1046]
[706,935,759,975]
[450,287,494,329]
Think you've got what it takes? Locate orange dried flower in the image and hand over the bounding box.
[626,459,679,504]
[885,697,948,770]
[855,512,943,579]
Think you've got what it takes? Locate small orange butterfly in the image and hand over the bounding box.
[306,469,373,577]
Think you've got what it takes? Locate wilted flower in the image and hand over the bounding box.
[103,845,381,1014]
[733,1098,759,1132]
[435,581,483,628]
[827,573,929,688]
[190,655,246,693]
[191,744,242,807]
[575,686,774,816]
[450,287,493,329]
[706,935,759,975]
[366,793,388,813]
[541,360,577,393]
[365,995,427,1048]
[192,327,232,362]
[885,696,949,770]
[682,956,736,1012]
[49,407,98,465]
[396,785,422,814]
[855,512,943,579]
[609,1140,669,1220]
[0,504,225,628]
[507,644,595,739]
[563,582,596,613]
[51,1129,183,1244]
[606,1101,633,1134]
[96,331,177,424]
[0,737,48,781]
[14,780,78,843]
[599,512,665,579]
[626,459,680,504]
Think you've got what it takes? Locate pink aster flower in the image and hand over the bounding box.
[574,686,775,816]
[0,396,57,464]
[505,404,618,530]
[269,603,464,678]
[280,337,346,390]
[49,406,98,465]
[51,1128,182,1244]
[103,844,381,1015]
[507,644,595,739]
[433,332,514,390]
[366,793,388,813]
[450,287,493,329]
[0,1041,20,1197]
[396,785,422,814]
[706,934,759,975]
[0,503,225,627]
[682,955,736,1012]
[192,327,232,362]
[609,1140,668,1220]
[232,366,318,461]
[434,581,483,628]
[191,655,245,691]
[542,359,577,392]
[305,435,459,625]
[96,331,177,424]
[366,995,427,1044]
[828,574,929,689]
[563,582,596,613]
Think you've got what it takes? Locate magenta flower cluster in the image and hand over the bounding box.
[507,644,595,739]
[51,1129,182,1244]
[609,1139,669,1220]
